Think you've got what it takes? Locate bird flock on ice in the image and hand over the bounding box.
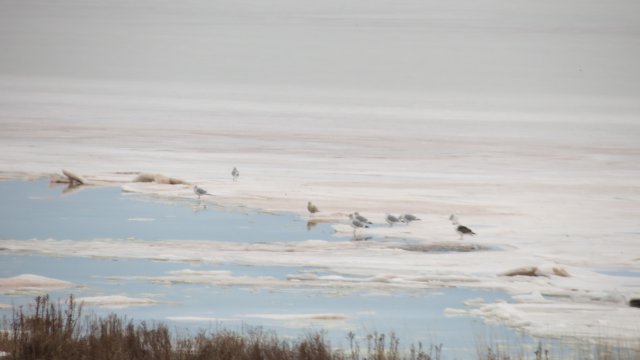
[193,167,476,240]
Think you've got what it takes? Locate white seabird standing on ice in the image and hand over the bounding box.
[193,185,212,199]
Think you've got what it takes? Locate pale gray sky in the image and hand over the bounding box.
[1,0,639,99]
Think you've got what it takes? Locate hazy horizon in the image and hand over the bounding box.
[1,0,639,103]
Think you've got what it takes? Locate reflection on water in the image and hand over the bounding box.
[597,269,640,278]
[0,179,535,357]
[0,180,337,242]
[398,243,490,253]
[351,235,373,242]
[306,220,316,231]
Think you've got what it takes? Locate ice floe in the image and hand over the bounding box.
[77,295,162,309]
[0,274,73,294]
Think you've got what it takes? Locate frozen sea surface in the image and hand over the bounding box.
[0,180,540,357]
[0,0,638,356]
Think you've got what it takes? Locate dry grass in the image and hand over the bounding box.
[0,295,439,360]
[0,295,637,360]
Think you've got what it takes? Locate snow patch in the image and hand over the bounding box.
[0,274,73,294]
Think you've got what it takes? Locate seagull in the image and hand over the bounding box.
[449,214,475,239]
[350,219,369,237]
[193,185,212,199]
[307,201,319,214]
[385,214,400,227]
[231,167,239,181]
[455,224,476,240]
[353,212,372,224]
[399,214,421,224]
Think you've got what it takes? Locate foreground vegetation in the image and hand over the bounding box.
[0,295,636,360]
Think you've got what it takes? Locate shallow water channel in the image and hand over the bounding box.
[0,180,539,357]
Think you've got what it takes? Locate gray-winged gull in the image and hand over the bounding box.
[455,224,476,240]
[399,214,421,223]
[385,214,400,226]
[450,214,475,239]
[353,212,372,224]
[193,185,212,199]
[350,219,369,236]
